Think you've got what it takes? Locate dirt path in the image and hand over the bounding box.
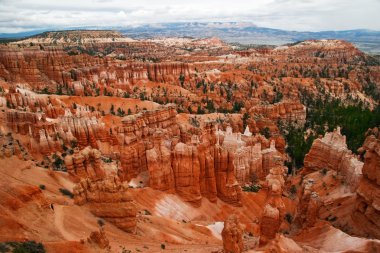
[54,205,78,241]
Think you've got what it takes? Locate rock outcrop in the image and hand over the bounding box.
[0,131,31,160]
[249,101,306,127]
[353,128,380,239]
[117,104,179,181]
[73,176,137,233]
[172,141,202,205]
[146,130,175,192]
[260,156,286,245]
[87,227,110,249]
[0,45,191,92]
[294,178,321,229]
[198,123,218,202]
[214,145,242,206]
[64,146,105,179]
[4,94,107,155]
[118,115,284,206]
[304,127,363,191]
[222,214,244,253]
[271,40,365,64]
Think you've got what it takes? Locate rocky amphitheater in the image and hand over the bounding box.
[0,30,379,252]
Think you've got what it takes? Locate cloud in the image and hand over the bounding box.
[0,0,379,33]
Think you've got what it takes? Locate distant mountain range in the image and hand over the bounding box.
[1,22,380,54]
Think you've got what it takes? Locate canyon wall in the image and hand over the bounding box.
[304,127,363,191]
[353,128,380,239]
[0,46,191,92]
[249,101,306,127]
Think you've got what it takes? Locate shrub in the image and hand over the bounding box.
[101,157,112,163]
[117,107,125,117]
[0,243,9,253]
[160,244,165,250]
[3,241,45,253]
[59,188,74,198]
[242,184,261,192]
[260,127,271,138]
[290,185,297,195]
[53,155,64,170]
[285,213,293,224]
[70,140,78,148]
[39,185,46,190]
[97,219,105,227]
[196,105,205,114]
[320,168,328,175]
[189,117,200,127]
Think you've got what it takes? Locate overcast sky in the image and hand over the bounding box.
[0,0,379,33]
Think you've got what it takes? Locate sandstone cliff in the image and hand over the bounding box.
[304,127,363,191]
[353,127,380,239]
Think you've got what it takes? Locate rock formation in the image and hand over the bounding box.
[221,214,244,253]
[0,131,31,160]
[4,90,107,155]
[172,141,202,205]
[294,178,321,229]
[260,156,286,245]
[353,128,380,239]
[117,104,179,181]
[73,176,137,233]
[198,122,218,202]
[0,45,191,92]
[146,130,175,192]
[214,145,243,206]
[249,101,306,127]
[87,226,110,249]
[261,140,284,179]
[304,127,363,191]
[64,146,105,179]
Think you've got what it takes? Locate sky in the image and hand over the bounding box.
[0,0,380,33]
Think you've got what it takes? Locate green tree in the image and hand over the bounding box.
[179,73,185,87]
[242,112,250,129]
[260,127,271,138]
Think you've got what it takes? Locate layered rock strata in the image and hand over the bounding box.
[222,214,244,253]
[146,130,175,192]
[0,45,191,91]
[249,101,306,127]
[64,147,105,179]
[353,128,380,239]
[294,178,321,229]
[117,104,179,181]
[87,227,110,249]
[304,127,363,191]
[260,156,287,245]
[73,176,137,233]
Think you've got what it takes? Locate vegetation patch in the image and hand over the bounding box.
[0,241,45,253]
[282,92,380,169]
[59,188,74,198]
[242,184,262,192]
